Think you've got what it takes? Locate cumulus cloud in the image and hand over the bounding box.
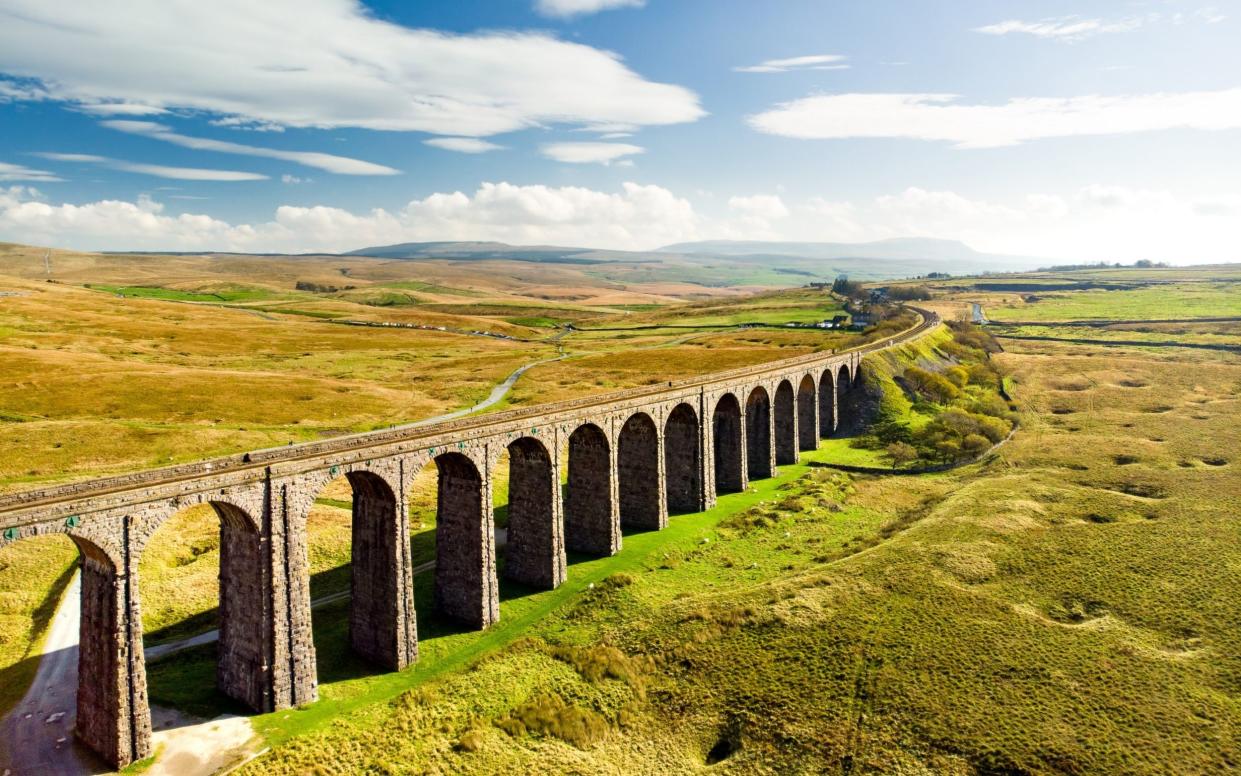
[734,54,849,73]
[0,161,63,182]
[0,0,700,137]
[1,182,1236,264]
[34,151,266,181]
[0,182,701,253]
[534,0,645,18]
[101,120,397,175]
[424,137,505,154]
[748,88,1241,148]
[540,142,644,165]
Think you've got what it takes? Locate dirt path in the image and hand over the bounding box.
[0,574,258,776]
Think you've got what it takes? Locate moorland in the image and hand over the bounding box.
[0,244,1238,774]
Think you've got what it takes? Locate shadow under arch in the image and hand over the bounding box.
[774,379,797,465]
[836,364,852,431]
[712,393,743,495]
[431,452,497,630]
[819,368,836,437]
[664,402,701,515]
[797,374,818,452]
[618,412,661,532]
[564,422,618,557]
[746,386,773,480]
[502,436,564,591]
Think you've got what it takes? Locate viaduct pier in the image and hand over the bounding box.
[0,309,940,768]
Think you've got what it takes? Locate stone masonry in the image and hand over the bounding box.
[0,309,938,769]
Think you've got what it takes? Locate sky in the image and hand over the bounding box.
[0,0,1239,264]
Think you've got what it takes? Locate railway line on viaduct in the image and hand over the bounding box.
[0,307,941,768]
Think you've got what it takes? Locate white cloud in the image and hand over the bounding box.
[0,161,63,182]
[728,194,789,220]
[0,182,701,253]
[0,0,700,137]
[33,151,266,181]
[534,0,644,18]
[734,54,850,74]
[748,88,1241,148]
[540,142,644,165]
[975,10,1225,41]
[101,120,397,175]
[281,174,308,184]
[74,103,169,116]
[208,117,285,132]
[2,182,1236,264]
[424,137,505,154]
[974,15,1149,41]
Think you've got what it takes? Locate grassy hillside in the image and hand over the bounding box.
[226,327,1240,774]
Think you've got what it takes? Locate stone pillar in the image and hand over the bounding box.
[699,392,717,511]
[214,477,318,715]
[618,413,665,531]
[433,452,499,629]
[565,423,620,556]
[75,529,151,769]
[348,466,418,670]
[504,437,566,590]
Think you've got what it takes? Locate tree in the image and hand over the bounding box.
[884,442,919,470]
[832,275,866,298]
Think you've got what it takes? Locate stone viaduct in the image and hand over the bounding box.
[0,309,939,768]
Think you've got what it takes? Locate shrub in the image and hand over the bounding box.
[903,366,961,404]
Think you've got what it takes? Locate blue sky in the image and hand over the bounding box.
[0,0,1238,263]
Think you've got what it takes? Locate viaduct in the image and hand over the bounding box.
[0,309,939,768]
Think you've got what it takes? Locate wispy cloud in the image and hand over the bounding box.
[540,142,644,165]
[735,54,849,74]
[0,0,700,138]
[74,103,170,117]
[534,0,644,18]
[748,88,1241,148]
[424,137,504,154]
[975,15,1149,41]
[100,120,398,175]
[34,152,266,181]
[0,161,63,182]
[975,9,1225,42]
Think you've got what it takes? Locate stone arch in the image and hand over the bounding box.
[712,393,744,495]
[303,466,417,671]
[432,452,498,629]
[837,364,852,431]
[746,386,773,481]
[664,403,701,514]
[797,374,818,452]
[564,422,618,556]
[137,499,270,713]
[774,379,797,466]
[618,412,663,531]
[818,368,836,437]
[0,529,151,769]
[502,436,564,590]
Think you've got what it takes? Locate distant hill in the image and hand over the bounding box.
[346,238,1045,276]
[343,241,646,264]
[660,238,1040,268]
